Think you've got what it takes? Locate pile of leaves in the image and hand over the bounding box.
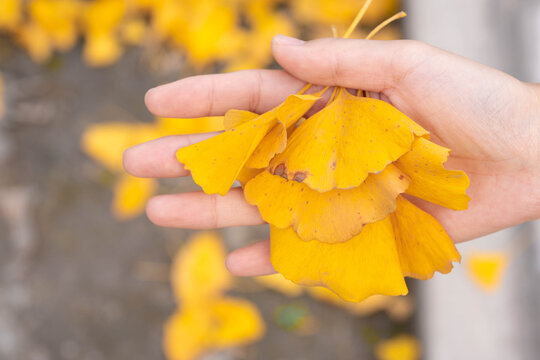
[0,0,400,69]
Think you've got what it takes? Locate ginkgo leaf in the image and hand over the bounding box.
[236,167,264,187]
[245,164,409,243]
[375,334,421,360]
[173,4,243,68]
[395,137,470,210]
[234,94,321,169]
[83,33,123,67]
[244,122,287,168]
[177,95,319,195]
[112,174,156,220]
[176,112,276,196]
[274,94,322,128]
[255,274,304,297]
[84,0,125,35]
[205,297,265,349]
[269,88,427,192]
[292,0,362,26]
[0,0,21,31]
[271,218,408,302]
[307,287,413,321]
[466,252,509,292]
[81,121,161,171]
[255,274,412,320]
[164,297,264,360]
[120,17,146,45]
[163,307,209,360]
[82,0,125,66]
[391,196,461,280]
[170,232,232,304]
[224,94,320,131]
[231,0,297,72]
[17,21,52,63]
[29,0,80,51]
[223,109,258,130]
[158,116,225,135]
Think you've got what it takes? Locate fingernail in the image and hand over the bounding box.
[273,34,305,46]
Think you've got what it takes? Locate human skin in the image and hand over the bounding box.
[123,35,540,277]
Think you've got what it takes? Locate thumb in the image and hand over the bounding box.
[271,35,429,92]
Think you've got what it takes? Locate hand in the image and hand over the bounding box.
[123,35,540,277]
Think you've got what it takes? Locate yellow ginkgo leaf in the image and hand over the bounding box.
[223,109,259,130]
[29,0,80,51]
[375,334,421,360]
[230,94,321,169]
[112,174,156,220]
[206,297,265,349]
[164,297,265,360]
[158,116,225,135]
[236,167,264,186]
[395,137,470,210]
[84,0,125,35]
[244,122,287,169]
[163,307,210,360]
[81,121,161,171]
[151,0,188,42]
[245,164,409,243]
[83,33,123,67]
[17,21,52,63]
[271,218,408,302]
[170,232,232,304]
[466,252,509,292]
[238,4,297,69]
[307,287,413,321]
[0,0,21,31]
[175,4,241,67]
[255,273,304,297]
[269,88,427,192]
[391,196,461,280]
[255,274,413,321]
[291,0,361,26]
[120,17,147,46]
[224,94,320,131]
[177,112,276,195]
[274,94,323,128]
[177,95,319,195]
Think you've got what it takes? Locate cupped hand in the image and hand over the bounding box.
[123,35,540,277]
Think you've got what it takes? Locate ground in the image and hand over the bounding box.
[0,42,413,360]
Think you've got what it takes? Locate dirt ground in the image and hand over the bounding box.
[0,42,414,360]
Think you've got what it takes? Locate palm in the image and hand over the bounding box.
[372,47,540,241]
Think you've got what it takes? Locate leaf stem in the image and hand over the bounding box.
[343,0,374,39]
[365,11,407,40]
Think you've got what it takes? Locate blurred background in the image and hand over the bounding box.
[0,0,539,359]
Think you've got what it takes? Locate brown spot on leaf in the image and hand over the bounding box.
[292,171,307,183]
[273,163,288,180]
[399,175,404,180]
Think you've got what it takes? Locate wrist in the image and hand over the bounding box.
[528,83,540,217]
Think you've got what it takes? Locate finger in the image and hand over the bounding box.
[272,35,432,93]
[146,187,264,228]
[123,133,215,178]
[145,69,305,117]
[226,239,276,276]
